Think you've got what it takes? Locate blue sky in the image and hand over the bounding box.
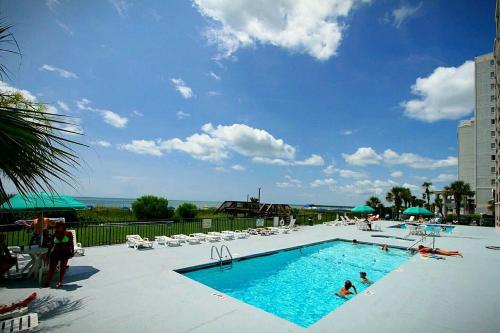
[1,0,495,205]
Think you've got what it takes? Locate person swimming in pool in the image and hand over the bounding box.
[352,239,358,245]
[380,244,389,252]
[335,280,357,298]
[417,245,463,257]
[360,272,372,285]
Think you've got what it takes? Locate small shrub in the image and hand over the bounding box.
[132,195,173,220]
[176,203,198,219]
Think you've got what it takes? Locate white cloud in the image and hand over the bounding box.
[207,91,222,97]
[120,140,163,156]
[57,101,70,112]
[92,140,111,148]
[121,122,321,165]
[209,71,221,80]
[341,129,353,135]
[276,175,302,188]
[131,110,143,117]
[231,164,246,171]
[57,21,73,36]
[40,64,78,79]
[402,183,420,191]
[343,147,458,169]
[342,147,382,166]
[338,179,398,195]
[401,60,474,122]
[382,149,457,169]
[0,81,37,102]
[109,0,130,17]
[176,111,191,119]
[76,98,128,128]
[310,178,336,188]
[322,163,367,179]
[389,2,422,27]
[171,78,194,99]
[193,0,370,61]
[390,170,403,178]
[432,173,456,183]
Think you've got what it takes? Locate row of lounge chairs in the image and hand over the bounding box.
[125,219,299,249]
[323,216,356,226]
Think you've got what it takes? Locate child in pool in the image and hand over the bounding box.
[335,280,357,299]
[360,271,372,284]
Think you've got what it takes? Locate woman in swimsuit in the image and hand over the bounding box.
[44,222,74,288]
[336,280,357,298]
[360,272,372,284]
[417,245,463,257]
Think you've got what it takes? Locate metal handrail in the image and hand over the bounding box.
[211,245,221,260]
[211,245,233,270]
[407,234,426,251]
[220,245,233,261]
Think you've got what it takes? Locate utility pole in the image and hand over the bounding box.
[258,187,261,203]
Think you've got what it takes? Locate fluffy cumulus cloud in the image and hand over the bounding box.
[342,147,382,166]
[176,110,191,119]
[310,178,336,188]
[432,173,456,183]
[390,170,403,178]
[76,98,128,128]
[120,140,163,157]
[231,164,245,171]
[401,61,474,122]
[276,175,302,188]
[323,163,367,179]
[40,64,78,79]
[120,122,323,165]
[0,81,37,102]
[170,78,194,99]
[92,140,111,148]
[342,147,457,169]
[193,0,370,60]
[338,179,398,195]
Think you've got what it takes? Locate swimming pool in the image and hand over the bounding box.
[180,240,412,327]
[389,223,455,233]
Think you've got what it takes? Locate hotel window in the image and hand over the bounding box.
[491,60,495,66]
[492,83,496,90]
[492,95,496,102]
[492,119,496,125]
[492,155,496,161]
[492,143,496,149]
[493,107,496,115]
[492,167,496,173]
[492,72,496,78]
[492,179,496,186]
[492,131,496,137]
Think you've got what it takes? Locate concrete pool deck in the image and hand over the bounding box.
[1,222,500,333]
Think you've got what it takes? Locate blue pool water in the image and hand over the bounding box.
[181,240,412,327]
[390,223,455,233]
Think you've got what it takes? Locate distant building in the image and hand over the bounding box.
[459,53,496,214]
[495,0,500,229]
[216,200,292,217]
[458,118,475,191]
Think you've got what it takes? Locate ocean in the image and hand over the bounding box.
[74,197,222,209]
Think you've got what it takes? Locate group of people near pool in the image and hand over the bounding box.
[1,214,75,288]
[335,239,463,299]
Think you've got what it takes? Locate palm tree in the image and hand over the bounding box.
[386,187,406,220]
[0,24,84,204]
[366,196,383,216]
[401,188,413,208]
[422,182,432,207]
[434,195,444,217]
[444,181,474,222]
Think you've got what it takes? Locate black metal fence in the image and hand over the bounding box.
[0,212,348,248]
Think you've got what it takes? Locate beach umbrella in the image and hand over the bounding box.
[403,207,433,216]
[0,192,86,212]
[351,205,375,213]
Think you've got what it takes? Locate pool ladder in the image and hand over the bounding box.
[211,245,233,270]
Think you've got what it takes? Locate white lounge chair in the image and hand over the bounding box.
[172,234,201,244]
[68,229,85,256]
[221,231,238,239]
[281,218,298,232]
[405,216,415,222]
[233,230,250,238]
[155,236,182,247]
[189,233,207,241]
[208,232,234,240]
[0,313,38,333]
[126,235,153,249]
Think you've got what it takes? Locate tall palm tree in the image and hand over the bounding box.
[0,24,84,204]
[444,181,474,222]
[386,187,406,220]
[422,182,432,207]
[401,188,413,208]
[434,195,444,217]
[366,196,383,216]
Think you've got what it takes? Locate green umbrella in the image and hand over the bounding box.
[403,207,433,216]
[351,205,375,213]
[0,192,86,212]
